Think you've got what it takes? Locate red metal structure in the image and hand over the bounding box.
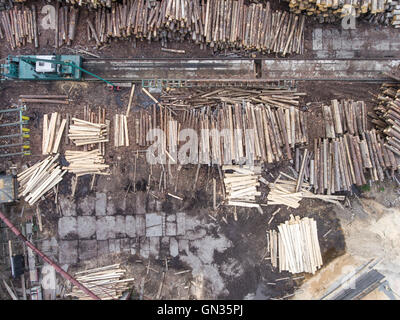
[0,210,100,300]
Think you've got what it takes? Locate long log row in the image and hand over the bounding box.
[296,130,398,195]
[372,83,400,158]
[365,1,400,27]
[84,0,305,55]
[178,103,308,165]
[55,4,80,48]
[269,215,323,275]
[160,87,305,110]
[322,99,367,139]
[286,0,387,23]
[0,4,39,49]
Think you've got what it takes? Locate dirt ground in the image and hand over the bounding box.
[0,0,398,301]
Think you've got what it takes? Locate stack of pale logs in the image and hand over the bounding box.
[286,0,387,23]
[17,154,67,205]
[42,113,68,155]
[114,114,130,147]
[365,0,400,26]
[223,165,262,210]
[269,215,323,274]
[295,98,398,195]
[0,5,39,49]
[68,117,109,147]
[84,0,305,55]
[266,171,345,208]
[64,150,110,176]
[372,83,400,162]
[66,264,134,300]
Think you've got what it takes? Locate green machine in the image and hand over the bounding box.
[1,55,119,89]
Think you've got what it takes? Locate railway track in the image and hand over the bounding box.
[81,57,400,83]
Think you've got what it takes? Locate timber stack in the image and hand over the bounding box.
[286,0,387,23]
[114,114,130,147]
[223,165,262,211]
[268,215,323,274]
[64,149,110,176]
[0,4,39,49]
[83,0,305,55]
[17,154,67,205]
[66,264,134,300]
[68,116,109,147]
[42,112,68,155]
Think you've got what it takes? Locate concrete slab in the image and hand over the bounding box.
[78,196,95,215]
[176,212,186,236]
[96,216,116,240]
[59,196,76,216]
[121,238,131,253]
[130,238,139,255]
[178,239,189,255]
[59,240,78,264]
[125,216,136,238]
[109,239,121,254]
[40,237,58,258]
[146,213,163,237]
[149,237,160,259]
[140,237,150,259]
[135,192,147,214]
[165,214,177,236]
[97,240,109,256]
[170,238,179,257]
[106,199,116,216]
[58,217,78,240]
[79,240,97,261]
[95,193,107,216]
[114,215,126,238]
[77,216,96,239]
[136,215,146,236]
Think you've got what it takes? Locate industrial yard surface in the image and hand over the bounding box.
[0,0,400,305]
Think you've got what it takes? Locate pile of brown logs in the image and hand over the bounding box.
[179,103,308,165]
[286,0,387,23]
[372,83,400,161]
[85,0,305,55]
[54,3,80,48]
[296,131,397,195]
[322,99,367,139]
[268,215,323,274]
[0,5,39,49]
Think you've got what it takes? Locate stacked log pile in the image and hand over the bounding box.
[42,113,67,155]
[17,154,66,205]
[68,117,109,147]
[161,87,305,110]
[64,149,110,176]
[54,4,80,48]
[222,165,262,210]
[66,264,134,300]
[266,171,345,208]
[286,0,387,23]
[114,114,130,147]
[83,0,305,55]
[0,4,39,49]
[269,215,323,274]
[178,103,308,165]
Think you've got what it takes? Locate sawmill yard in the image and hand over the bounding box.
[1,0,400,304]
